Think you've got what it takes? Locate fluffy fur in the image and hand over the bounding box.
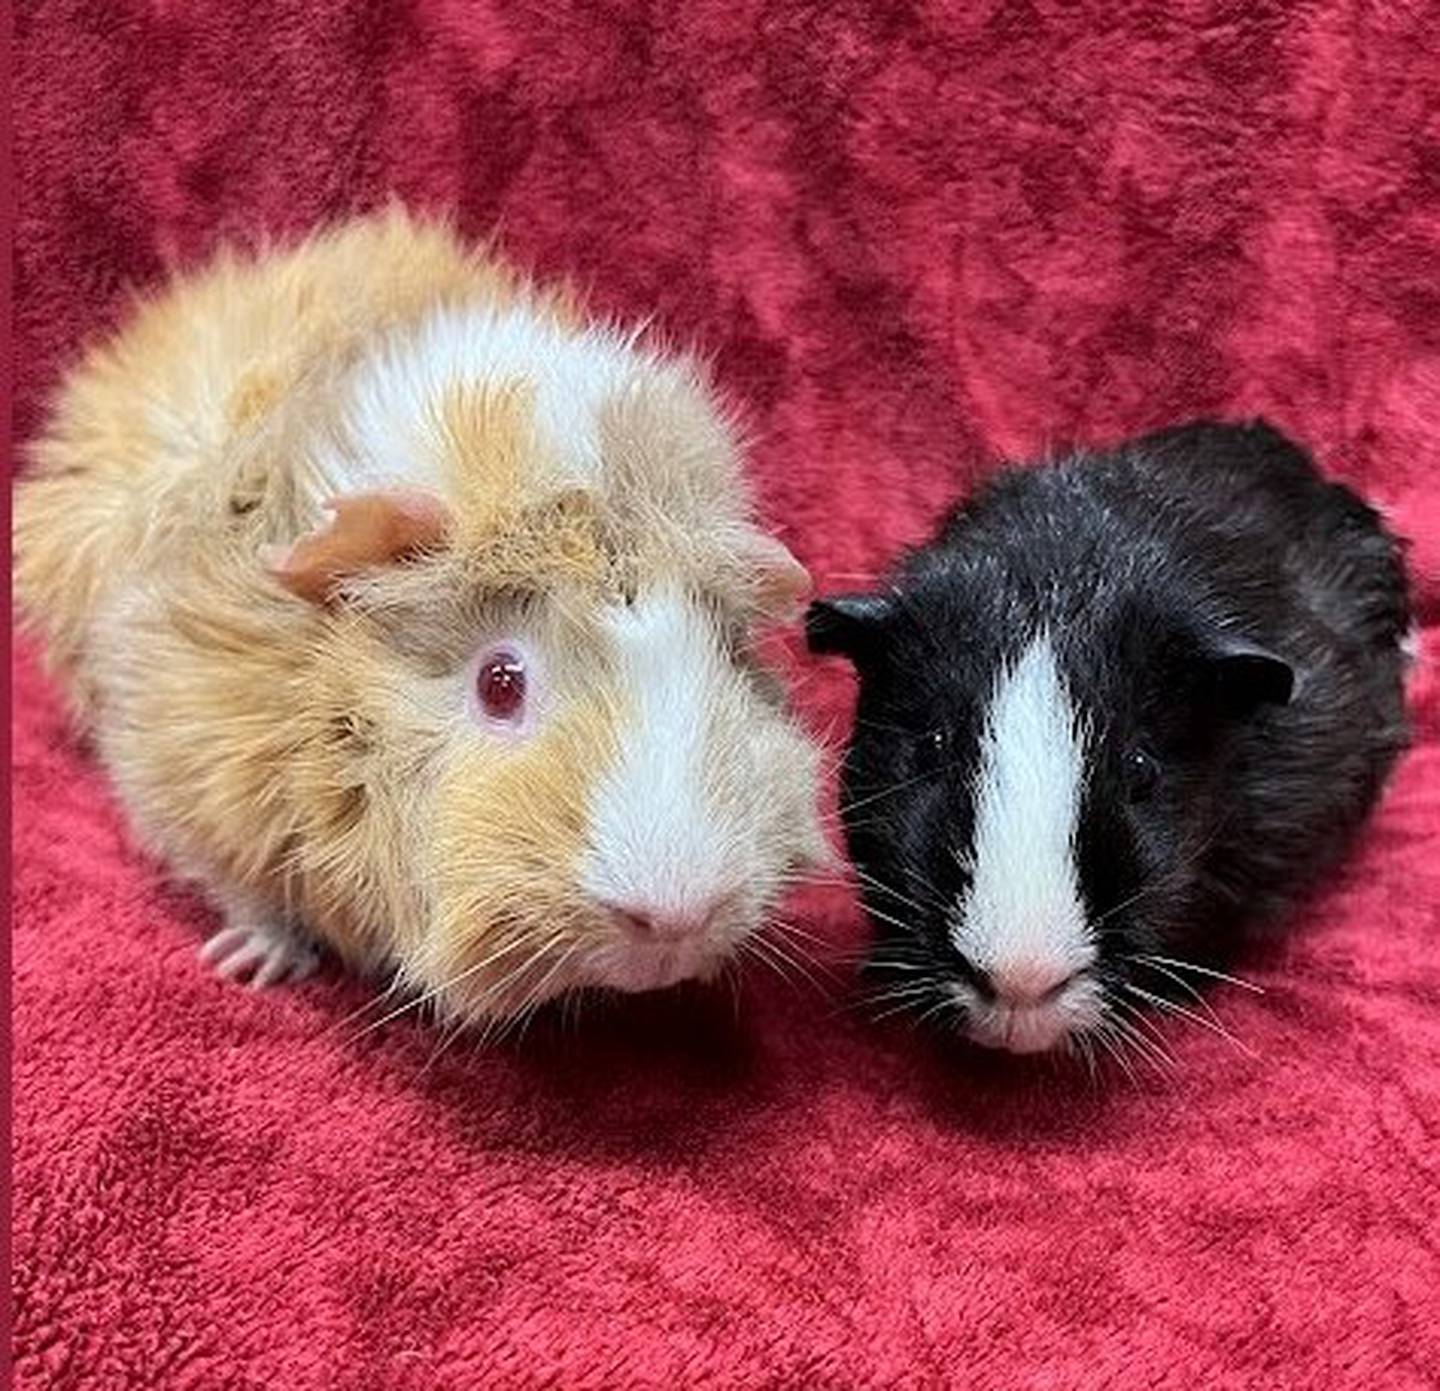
[13,208,827,1027]
[808,420,1411,1057]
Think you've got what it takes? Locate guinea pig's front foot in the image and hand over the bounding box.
[199,911,319,989]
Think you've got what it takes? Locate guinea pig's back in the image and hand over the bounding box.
[1114,421,1410,659]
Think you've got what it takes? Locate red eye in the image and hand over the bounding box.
[476,650,527,723]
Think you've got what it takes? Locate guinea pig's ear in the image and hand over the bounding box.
[741,532,813,623]
[805,592,895,660]
[262,487,453,605]
[1205,642,1295,716]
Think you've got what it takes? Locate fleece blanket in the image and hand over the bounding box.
[11,2,1440,1387]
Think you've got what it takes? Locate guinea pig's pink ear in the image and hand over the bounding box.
[805,592,895,660]
[744,533,813,623]
[261,488,453,605]
[1205,642,1295,716]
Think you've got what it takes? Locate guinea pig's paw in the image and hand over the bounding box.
[199,918,320,990]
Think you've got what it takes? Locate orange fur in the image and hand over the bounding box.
[13,208,827,1026]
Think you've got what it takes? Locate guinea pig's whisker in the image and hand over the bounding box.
[847,867,940,917]
[1098,1012,1167,1080]
[910,995,957,1029]
[510,946,582,1044]
[864,954,935,974]
[325,971,410,1037]
[486,934,577,1015]
[566,986,598,1035]
[867,990,942,1024]
[1123,980,1228,1039]
[1085,1019,1128,1077]
[774,867,849,889]
[814,738,851,781]
[1087,884,1160,934]
[1068,1031,1097,1084]
[1122,983,1258,1059]
[1108,998,1179,1069]
[558,989,580,1035]
[415,1017,469,1080]
[1085,1021,1136,1084]
[764,930,839,992]
[872,995,947,1027]
[861,979,940,1008]
[1122,982,1233,1053]
[737,935,804,994]
[865,937,938,962]
[1127,958,1236,1031]
[1134,954,1264,994]
[746,925,832,996]
[837,763,964,818]
[763,916,837,956]
[1086,813,1245,937]
[344,957,501,1042]
[829,811,911,836]
[472,941,575,1049]
[858,984,938,1007]
[895,865,951,914]
[720,958,745,1022]
[758,913,827,958]
[349,930,565,1044]
[1101,999,1173,1069]
[850,901,923,940]
[1071,1029,1108,1087]
[737,930,795,978]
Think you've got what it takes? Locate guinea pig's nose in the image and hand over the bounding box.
[607,898,723,942]
[983,957,1076,1006]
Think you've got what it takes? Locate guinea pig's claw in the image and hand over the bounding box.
[199,920,319,990]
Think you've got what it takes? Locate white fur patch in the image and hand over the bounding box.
[950,632,1095,981]
[580,591,737,924]
[313,301,652,500]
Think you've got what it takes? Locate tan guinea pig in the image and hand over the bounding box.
[13,207,830,1032]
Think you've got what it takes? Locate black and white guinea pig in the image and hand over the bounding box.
[807,421,1411,1058]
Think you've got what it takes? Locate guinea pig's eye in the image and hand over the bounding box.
[916,727,949,771]
[475,648,528,726]
[1125,748,1160,803]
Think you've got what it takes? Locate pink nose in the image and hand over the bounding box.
[985,958,1076,1006]
[608,901,719,942]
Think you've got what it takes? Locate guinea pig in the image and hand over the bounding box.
[807,420,1411,1059]
[14,207,828,1031]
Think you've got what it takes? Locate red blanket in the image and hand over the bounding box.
[12,3,1440,1386]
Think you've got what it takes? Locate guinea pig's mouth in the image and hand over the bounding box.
[955,974,1105,1055]
[588,936,730,994]
[583,911,744,996]
[577,890,757,996]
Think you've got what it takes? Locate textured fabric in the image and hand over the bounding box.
[11,2,1440,1386]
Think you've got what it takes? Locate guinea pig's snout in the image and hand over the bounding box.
[978,957,1077,1007]
[960,954,1102,1055]
[602,893,734,943]
[587,889,744,994]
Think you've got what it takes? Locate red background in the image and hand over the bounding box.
[12,2,1440,1386]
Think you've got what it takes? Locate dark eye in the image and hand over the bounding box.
[916,727,950,771]
[1125,748,1160,803]
[476,649,528,725]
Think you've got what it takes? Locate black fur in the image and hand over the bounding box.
[809,420,1411,1040]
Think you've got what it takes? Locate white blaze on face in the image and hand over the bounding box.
[951,632,1095,983]
[580,591,744,986]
